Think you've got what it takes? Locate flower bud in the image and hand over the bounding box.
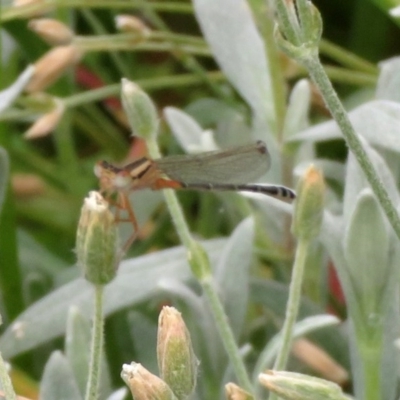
[121,78,158,139]
[121,362,177,400]
[259,370,346,400]
[24,99,64,139]
[157,307,198,399]
[292,165,324,241]
[26,45,82,93]
[292,339,348,385]
[225,382,254,400]
[115,15,151,36]
[76,191,118,285]
[28,19,74,46]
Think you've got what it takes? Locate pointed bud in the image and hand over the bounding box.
[121,362,177,400]
[26,45,82,93]
[259,370,347,400]
[157,307,198,399]
[115,15,151,36]
[292,165,324,241]
[28,19,74,46]
[292,339,348,385]
[225,383,254,400]
[76,191,119,285]
[24,99,64,139]
[12,173,45,198]
[121,78,158,139]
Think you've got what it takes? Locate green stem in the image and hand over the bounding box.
[74,32,207,52]
[359,341,382,400]
[362,350,382,400]
[76,39,210,57]
[85,285,104,400]
[1,1,193,22]
[65,72,223,108]
[303,55,400,241]
[269,237,310,400]
[146,138,253,393]
[322,66,376,86]
[319,39,378,74]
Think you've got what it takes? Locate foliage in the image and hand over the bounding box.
[1,0,400,399]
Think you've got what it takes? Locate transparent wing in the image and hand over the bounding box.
[156,141,271,185]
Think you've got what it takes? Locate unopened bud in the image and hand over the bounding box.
[121,78,158,139]
[76,191,118,285]
[225,382,254,400]
[292,165,324,241]
[292,339,348,385]
[28,19,74,46]
[24,99,64,139]
[26,45,82,93]
[115,15,151,36]
[157,307,198,399]
[259,370,346,400]
[121,362,177,400]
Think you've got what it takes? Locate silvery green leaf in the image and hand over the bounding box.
[344,189,389,317]
[193,0,273,126]
[376,57,400,102]
[0,239,225,358]
[126,311,158,373]
[215,217,254,338]
[164,106,217,152]
[39,351,82,400]
[343,138,400,224]
[283,79,311,140]
[290,100,400,153]
[185,99,251,147]
[0,66,34,114]
[65,307,90,397]
[245,191,293,243]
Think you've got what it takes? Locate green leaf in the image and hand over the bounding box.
[65,307,89,397]
[164,106,212,152]
[344,189,389,318]
[0,66,34,114]
[283,79,311,140]
[39,351,82,400]
[193,0,274,125]
[376,57,400,102]
[343,140,400,224]
[0,239,225,358]
[290,100,400,153]
[215,217,254,338]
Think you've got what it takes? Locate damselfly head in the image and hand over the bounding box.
[95,161,132,192]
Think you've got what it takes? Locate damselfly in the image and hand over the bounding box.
[95,140,296,250]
